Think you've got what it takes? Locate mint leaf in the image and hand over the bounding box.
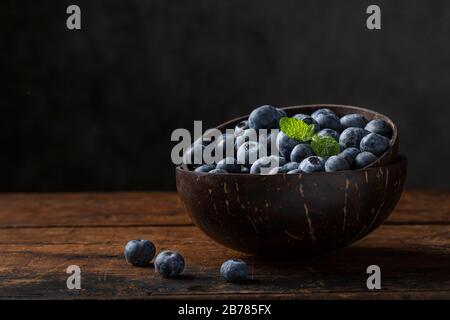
[311,134,340,158]
[279,117,316,142]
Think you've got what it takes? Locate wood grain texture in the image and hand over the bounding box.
[0,190,448,228]
[0,191,448,299]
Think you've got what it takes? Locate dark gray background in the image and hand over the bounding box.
[1,0,449,191]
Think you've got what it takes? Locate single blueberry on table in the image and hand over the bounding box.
[340,113,368,129]
[287,168,303,174]
[311,108,336,118]
[317,128,340,141]
[365,119,393,138]
[155,250,185,278]
[360,132,390,156]
[354,151,378,169]
[248,105,281,130]
[339,147,360,168]
[220,259,248,283]
[293,114,320,132]
[209,169,228,174]
[124,239,156,267]
[313,113,342,132]
[234,120,249,137]
[194,164,216,173]
[324,155,350,172]
[299,156,325,173]
[276,131,300,160]
[216,157,242,173]
[339,127,369,149]
[290,144,314,163]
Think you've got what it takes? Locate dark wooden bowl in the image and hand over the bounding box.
[176,157,407,256]
[217,104,398,168]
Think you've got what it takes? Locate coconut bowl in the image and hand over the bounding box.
[176,157,407,256]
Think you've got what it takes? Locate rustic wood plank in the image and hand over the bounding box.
[0,224,448,299]
[0,192,190,227]
[0,190,448,228]
[386,190,450,224]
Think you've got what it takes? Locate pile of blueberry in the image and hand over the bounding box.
[186,105,393,173]
[124,239,248,283]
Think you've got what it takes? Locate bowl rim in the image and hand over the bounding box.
[176,156,407,177]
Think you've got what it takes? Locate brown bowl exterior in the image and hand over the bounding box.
[216,104,398,168]
[176,157,407,256]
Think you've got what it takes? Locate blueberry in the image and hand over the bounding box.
[299,156,325,173]
[355,151,378,169]
[339,127,369,149]
[220,259,248,283]
[209,169,228,174]
[264,131,279,155]
[277,108,287,117]
[124,239,156,266]
[360,132,390,156]
[287,168,303,174]
[250,155,286,174]
[235,129,258,151]
[339,147,360,168]
[268,166,281,175]
[317,128,340,141]
[311,108,336,118]
[276,131,300,160]
[290,144,314,163]
[293,114,320,132]
[155,250,185,278]
[269,165,301,174]
[237,141,265,165]
[365,119,393,138]
[313,113,342,132]
[234,120,249,137]
[280,162,300,173]
[340,113,368,129]
[216,157,241,173]
[318,157,327,166]
[183,143,205,170]
[248,105,281,130]
[324,156,350,172]
[194,164,216,173]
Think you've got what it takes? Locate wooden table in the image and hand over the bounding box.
[0,190,448,299]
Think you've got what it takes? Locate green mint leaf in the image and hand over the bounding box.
[279,117,316,142]
[311,134,340,158]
